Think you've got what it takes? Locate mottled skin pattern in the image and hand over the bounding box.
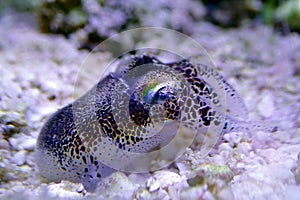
[36,55,275,192]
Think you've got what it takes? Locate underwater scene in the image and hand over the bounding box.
[0,0,300,199]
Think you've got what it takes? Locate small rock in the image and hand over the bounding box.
[194,163,233,182]
[17,165,32,174]
[147,177,160,192]
[236,142,251,156]
[8,137,18,150]
[12,150,26,166]
[38,106,58,117]
[40,78,61,93]
[19,138,36,151]
[11,182,25,193]
[152,171,182,189]
[25,152,36,167]
[0,139,9,149]
[95,172,138,198]
[257,93,275,118]
[136,188,169,200]
[8,135,35,151]
[47,181,84,199]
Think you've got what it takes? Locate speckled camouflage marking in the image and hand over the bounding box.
[36,54,274,192]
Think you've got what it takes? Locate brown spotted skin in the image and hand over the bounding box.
[36,55,274,192]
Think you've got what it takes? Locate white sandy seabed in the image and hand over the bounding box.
[0,13,300,200]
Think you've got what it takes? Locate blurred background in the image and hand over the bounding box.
[1,0,299,49]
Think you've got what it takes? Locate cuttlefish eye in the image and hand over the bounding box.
[153,87,176,103]
[142,83,176,104]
